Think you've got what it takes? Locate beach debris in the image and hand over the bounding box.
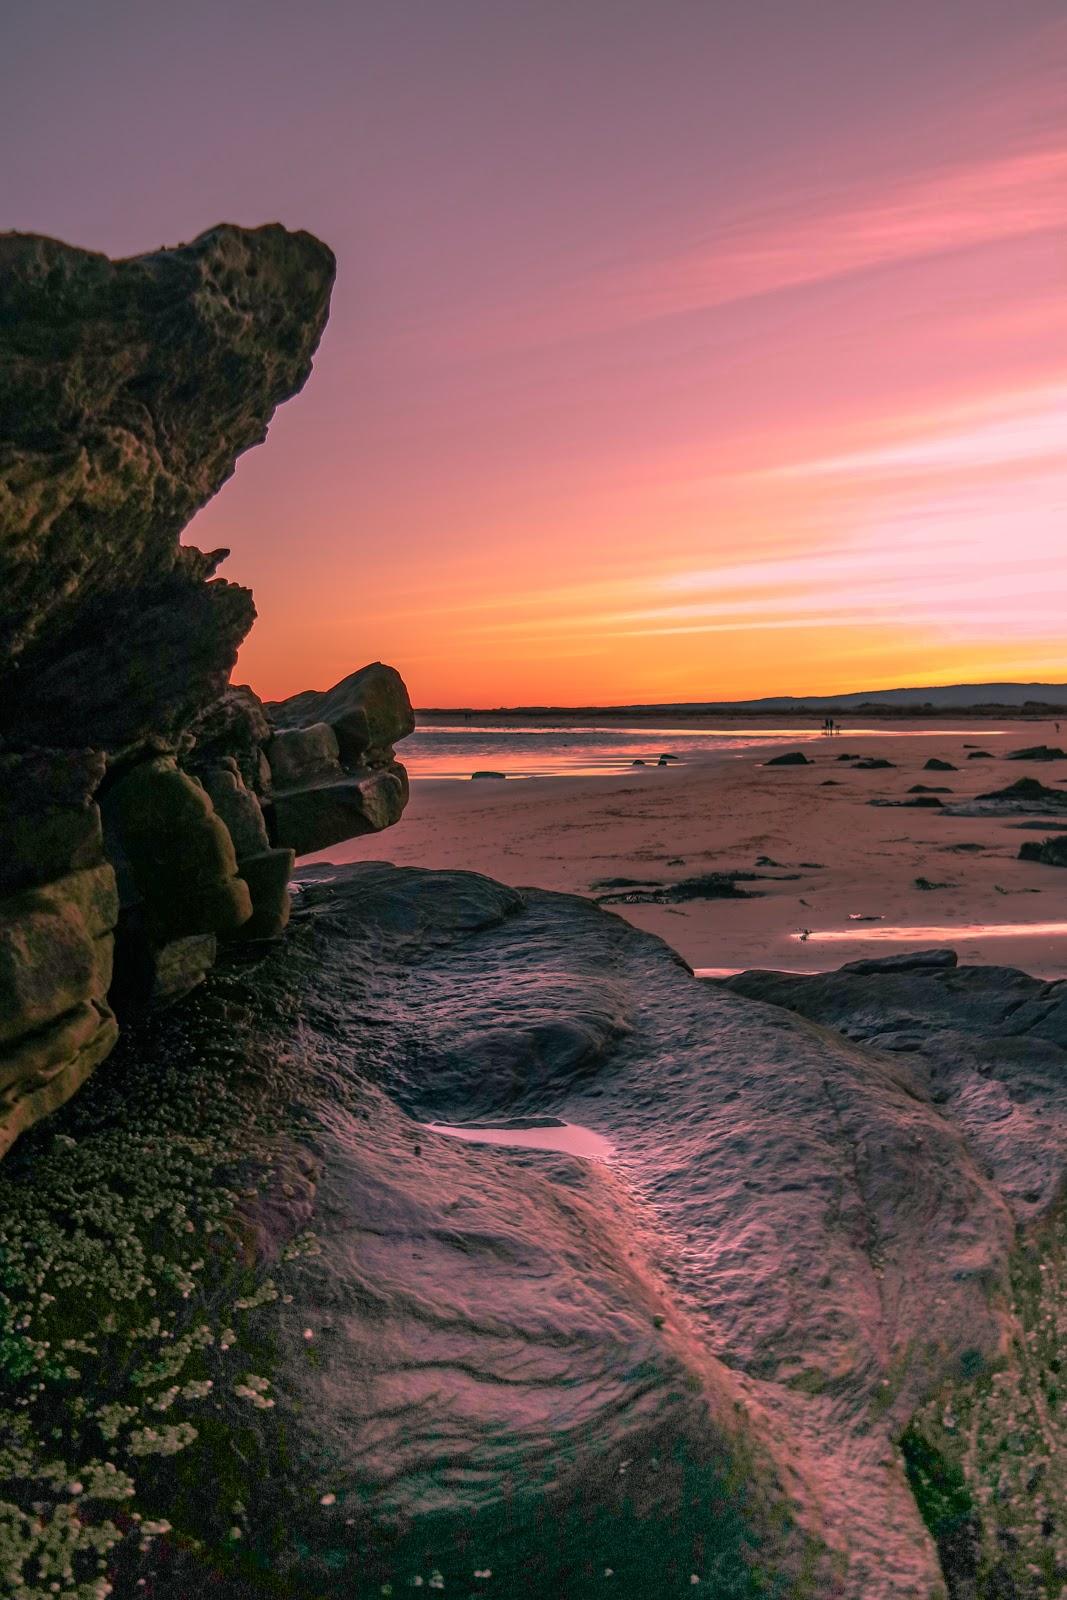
[847,913,883,921]
[914,877,954,891]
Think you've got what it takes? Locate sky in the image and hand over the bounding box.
[4,0,1066,706]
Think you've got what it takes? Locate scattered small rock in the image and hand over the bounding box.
[1018,836,1067,866]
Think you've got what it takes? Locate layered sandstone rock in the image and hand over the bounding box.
[0,225,412,1153]
[263,662,414,854]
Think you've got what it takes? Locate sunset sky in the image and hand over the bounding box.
[4,1,1065,705]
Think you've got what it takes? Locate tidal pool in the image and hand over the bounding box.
[422,1118,614,1161]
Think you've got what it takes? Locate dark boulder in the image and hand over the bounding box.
[923,757,957,771]
[765,750,810,766]
[1019,835,1067,866]
[1007,745,1067,761]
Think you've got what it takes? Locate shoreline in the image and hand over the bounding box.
[309,719,1067,980]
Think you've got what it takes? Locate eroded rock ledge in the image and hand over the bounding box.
[0,226,413,1154]
[2,864,1063,1597]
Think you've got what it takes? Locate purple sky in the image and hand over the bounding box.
[5,1,1065,703]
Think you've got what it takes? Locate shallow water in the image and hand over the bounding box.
[793,921,1067,945]
[402,722,997,780]
[422,1119,614,1161]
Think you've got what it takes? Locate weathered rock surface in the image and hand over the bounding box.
[765,750,810,765]
[268,661,414,760]
[7,863,1062,1597]
[0,225,413,1153]
[721,951,1067,1592]
[0,223,334,725]
[263,664,414,855]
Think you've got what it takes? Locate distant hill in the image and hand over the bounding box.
[641,682,1067,712]
[419,682,1067,716]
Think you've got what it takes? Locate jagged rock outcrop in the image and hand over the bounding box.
[0,223,332,722]
[263,662,414,854]
[0,225,412,1154]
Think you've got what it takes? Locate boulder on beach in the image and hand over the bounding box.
[923,757,956,771]
[765,750,810,766]
[947,777,1067,817]
[853,757,896,770]
[1007,745,1067,761]
[472,769,508,780]
[1019,835,1067,866]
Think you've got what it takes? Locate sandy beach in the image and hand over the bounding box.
[309,719,1067,978]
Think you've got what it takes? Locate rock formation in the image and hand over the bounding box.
[0,226,413,1155]
[5,865,1066,1597]
[264,661,414,855]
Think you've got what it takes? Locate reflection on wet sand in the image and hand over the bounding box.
[792,921,1067,944]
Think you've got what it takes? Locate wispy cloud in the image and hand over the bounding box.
[611,144,1067,326]
[432,139,1067,360]
[764,381,1067,481]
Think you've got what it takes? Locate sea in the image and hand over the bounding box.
[399,720,995,780]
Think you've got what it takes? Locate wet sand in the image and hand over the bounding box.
[310,720,1067,977]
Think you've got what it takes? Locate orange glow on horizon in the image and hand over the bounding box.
[134,7,1067,710]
